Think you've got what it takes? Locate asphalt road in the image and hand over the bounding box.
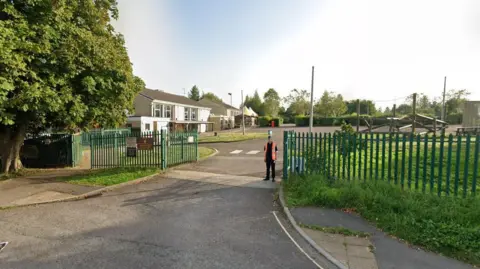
[0,134,339,269]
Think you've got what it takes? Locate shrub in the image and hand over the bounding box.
[259,116,283,127]
[258,116,272,127]
[446,113,463,124]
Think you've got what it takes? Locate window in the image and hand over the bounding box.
[191,109,197,120]
[154,104,162,117]
[184,108,190,121]
[165,105,172,119]
[145,123,151,131]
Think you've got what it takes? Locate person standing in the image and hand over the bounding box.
[264,135,278,182]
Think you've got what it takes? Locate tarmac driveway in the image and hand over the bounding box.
[0,172,335,269]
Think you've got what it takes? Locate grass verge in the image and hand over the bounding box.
[299,223,370,238]
[59,167,159,186]
[199,133,267,143]
[199,147,216,159]
[284,174,480,266]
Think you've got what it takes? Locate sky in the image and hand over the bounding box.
[113,0,480,109]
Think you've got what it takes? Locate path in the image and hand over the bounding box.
[291,207,475,269]
[0,169,99,207]
[0,134,339,268]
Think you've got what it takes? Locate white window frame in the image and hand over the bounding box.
[164,105,172,119]
[154,104,163,117]
[191,109,197,121]
[145,123,151,131]
[184,108,190,121]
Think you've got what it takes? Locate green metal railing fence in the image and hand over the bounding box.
[90,131,198,169]
[71,133,84,167]
[283,131,480,198]
[81,128,131,147]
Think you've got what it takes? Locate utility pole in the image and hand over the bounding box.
[241,90,245,135]
[412,93,417,134]
[356,99,360,132]
[441,76,447,121]
[309,66,315,133]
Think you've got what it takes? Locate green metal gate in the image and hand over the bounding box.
[90,131,198,169]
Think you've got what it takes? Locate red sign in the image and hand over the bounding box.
[137,137,154,150]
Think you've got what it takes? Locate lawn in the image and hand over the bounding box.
[199,133,268,143]
[199,147,216,159]
[283,174,480,266]
[288,133,479,197]
[60,167,159,186]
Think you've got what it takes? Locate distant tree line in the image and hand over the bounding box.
[188,86,470,124]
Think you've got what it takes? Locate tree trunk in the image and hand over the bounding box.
[0,123,26,174]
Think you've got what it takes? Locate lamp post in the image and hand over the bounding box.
[228,93,232,106]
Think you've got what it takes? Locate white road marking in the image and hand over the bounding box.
[246,150,260,155]
[272,211,324,269]
[0,242,8,252]
[230,150,243,154]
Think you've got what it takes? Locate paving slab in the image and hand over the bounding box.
[291,207,475,269]
[0,169,100,207]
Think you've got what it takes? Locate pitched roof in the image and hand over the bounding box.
[140,88,208,108]
[200,98,239,111]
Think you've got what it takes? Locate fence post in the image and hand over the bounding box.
[161,130,166,169]
[195,132,199,161]
[283,131,289,180]
[181,133,184,161]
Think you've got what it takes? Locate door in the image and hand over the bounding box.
[154,121,158,132]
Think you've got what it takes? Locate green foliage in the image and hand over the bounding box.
[258,116,283,127]
[446,113,463,124]
[244,90,264,116]
[284,175,480,265]
[198,133,267,143]
[61,167,159,186]
[258,116,272,127]
[188,85,200,101]
[284,89,310,116]
[345,100,377,115]
[315,91,347,117]
[295,115,386,127]
[263,88,281,117]
[202,92,222,103]
[0,1,143,130]
[0,0,144,173]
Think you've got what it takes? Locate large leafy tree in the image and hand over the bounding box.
[284,89,310,116]
[345,99,376,115]
[201,92,222,103]
[0,1,144,174]
[188,85,200,101]
[315,91,347,117]
[263,88,280,117]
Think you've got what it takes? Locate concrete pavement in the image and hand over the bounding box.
[291,207,475,269]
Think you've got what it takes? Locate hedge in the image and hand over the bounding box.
[258,116,283,127]
[294,116,392,127]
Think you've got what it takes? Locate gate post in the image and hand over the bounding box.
[283,130,289,180]
[161,130,166,169]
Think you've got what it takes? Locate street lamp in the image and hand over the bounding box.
[228,93,232,106]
